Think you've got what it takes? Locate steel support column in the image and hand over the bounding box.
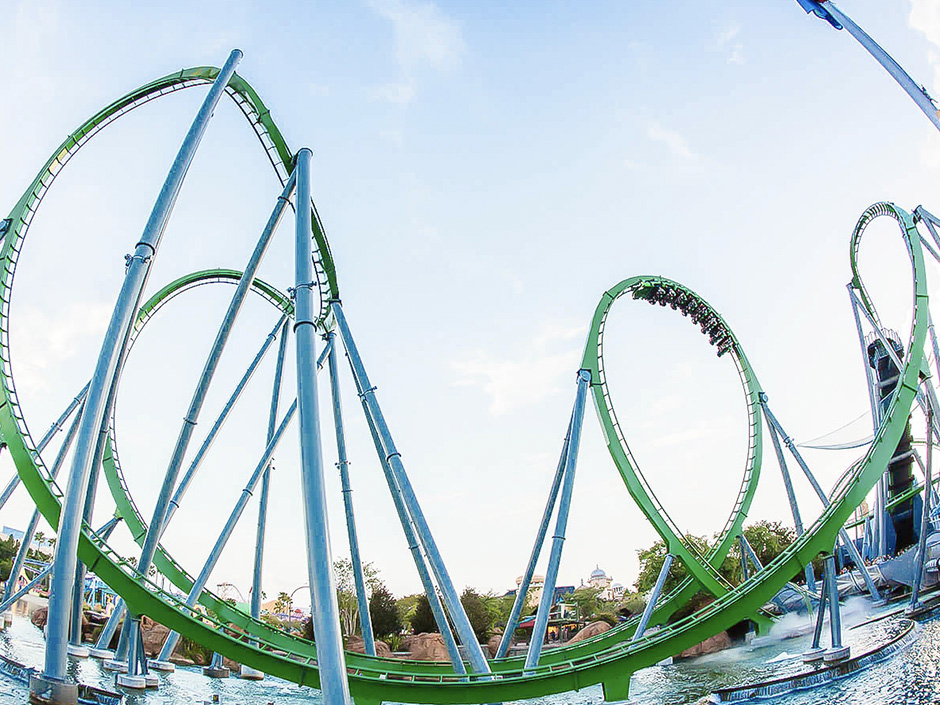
[37,50,243,688]
[292,148,350,705]
[525,370,591,671]
[632,554,674,643]
[326,334,375,656]
[332,301,489,675]
[496,415,573,659]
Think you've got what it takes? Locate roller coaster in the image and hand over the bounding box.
[2,1,940,704]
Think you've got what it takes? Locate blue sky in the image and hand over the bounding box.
[2,0,940,605]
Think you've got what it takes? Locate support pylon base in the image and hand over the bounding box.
[28,673,78,705]
[147,659,175,672]
[115,673,146,689]
[143,674,159,688]
[88,648,113,659]
[823,646,850,662]
[66,644,89,658]
[801,647,825,663]
[239,665,264,680]
[102,659,128,673]
[203,666,230,678]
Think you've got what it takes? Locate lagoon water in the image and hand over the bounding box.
[0,600,937,705]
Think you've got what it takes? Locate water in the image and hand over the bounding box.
[0,601,937,704]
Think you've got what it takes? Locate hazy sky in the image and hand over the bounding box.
[2,0,940,608]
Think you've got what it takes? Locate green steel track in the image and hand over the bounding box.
[0,58,928,704]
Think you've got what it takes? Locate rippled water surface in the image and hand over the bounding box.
[0,599,938,704]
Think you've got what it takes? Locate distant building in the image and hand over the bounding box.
[505,577,574,609]
[587,565,618,601]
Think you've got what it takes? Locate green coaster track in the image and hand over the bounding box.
[0,60,929,704]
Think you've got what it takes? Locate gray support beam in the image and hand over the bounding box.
[166,313,289,527]
[764,400,882,602]
[496,415,573,659]
[525,371,591,671]
[332,301,489,676]
[910,406,933,612]
[326,335,375,656]
[815,1,940,133]
[357,389,464,672]
[156,401,297,663]
[632,554,673,643]
[761,399,816,591]
[292,148,350,705]
[250,319,289,632]
[36,50,243,690]
[0,384,89,513]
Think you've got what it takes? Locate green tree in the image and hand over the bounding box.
[369,583,402,639]
[459,588,491,643]
[273,591,292,616]
[634,534,711,595]
[334,558,380,636]
[410,594,437,634]
[567,586,602,620]
[396,594,421,630]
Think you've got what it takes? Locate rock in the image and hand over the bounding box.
[168,654,195,667]
[566,621,611,644]
[138,615,171,657]
[345,636,392,657]
[676,630,733,659]
[401,633,450,661]
[487,634,504,658]
[31,607,47,629]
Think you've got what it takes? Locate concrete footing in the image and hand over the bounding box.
[28,673,78,705]
[88,648,114,659]
[2,610,12,628]
[823,646,851,663]
[147,659,175,672]
[66,644,88,658]
[102,659,128,673]
[203,666,230,678]
[801,647,825,663]
[143,674,159,688]
[239,665,264,680]
[115,673,147,689]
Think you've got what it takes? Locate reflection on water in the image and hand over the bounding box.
[0,604,937,704]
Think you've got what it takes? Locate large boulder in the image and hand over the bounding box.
[676,630,733,659]
[346,636,392,657]
[30,607,47,629]
[486,634,504,658]
[401,633,449,662]
[139,615,171,657]
[566,621,611,644]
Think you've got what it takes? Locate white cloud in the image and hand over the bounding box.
[453,323,584,416]
[647,121,698,162]
[11,301,112,394]
[366,0,464,107]
[714,23,744,65]
[369,81,416,105]
[368,0,465,73]
[909,0,940,95]
[908,0,940,168]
